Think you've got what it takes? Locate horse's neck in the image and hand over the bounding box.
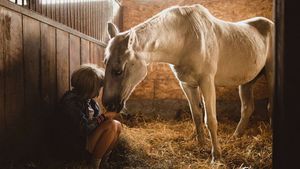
[133,25,182,65]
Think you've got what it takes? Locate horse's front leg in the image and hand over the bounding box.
[179,82,205,144]
[200,76,221,162]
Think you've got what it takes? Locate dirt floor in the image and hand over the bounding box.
[2,111,271,169]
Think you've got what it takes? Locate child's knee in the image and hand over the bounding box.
[105,120,121,134]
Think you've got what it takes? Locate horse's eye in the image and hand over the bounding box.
[113,69,123,76]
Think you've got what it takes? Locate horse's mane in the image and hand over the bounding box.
[179,5,215,39]
[133,4,215,39]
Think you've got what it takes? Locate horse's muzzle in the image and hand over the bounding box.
[103,99,124,113]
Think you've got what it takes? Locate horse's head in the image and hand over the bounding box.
[102,22,148,112]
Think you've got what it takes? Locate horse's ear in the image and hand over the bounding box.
[107,22,119,39]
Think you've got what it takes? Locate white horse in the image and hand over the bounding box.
[102,4,274,161]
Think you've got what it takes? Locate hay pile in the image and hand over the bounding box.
[1,112,271,169]
[108,114,272,169]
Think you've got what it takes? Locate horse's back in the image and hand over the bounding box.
[240,17,273,37]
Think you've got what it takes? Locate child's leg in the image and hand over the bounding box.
[92,120,121,158]
[101,121,122,163]
[86,119,121,168]
[104,120,121,154]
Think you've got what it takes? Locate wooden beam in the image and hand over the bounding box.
[69,34,80,88]
[23,15,41,118]
[41,23,57,110]
[56,29,70,100]
[80,38,90,64]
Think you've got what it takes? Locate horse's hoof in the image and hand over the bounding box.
[233,130,243,138]
[211,156,223,165]
[210,157,225,167]
[211,149,222,164]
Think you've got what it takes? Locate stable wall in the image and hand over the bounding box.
[0,0,121,159]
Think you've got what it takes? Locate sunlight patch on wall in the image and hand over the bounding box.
[9,0,27,5]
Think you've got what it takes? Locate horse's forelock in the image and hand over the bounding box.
[104,32,132,64]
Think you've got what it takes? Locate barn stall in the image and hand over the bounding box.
[0,0,272,168]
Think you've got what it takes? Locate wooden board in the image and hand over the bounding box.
[0,6,6,134]
[80,38,90,64]
[56,29,69,100]
[90,42,95,64]
[23,16,43,152]
[23,16,41,117]
[69,34,80,88]
[97,45,105,68]
[90,43,104,67]
[90,43,99,105]
[2,8,24,130]
[41,23,57,110]
[90,43,106,110]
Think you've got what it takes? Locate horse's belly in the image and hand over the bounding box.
[215,55,266,87]
[215,73,258,86]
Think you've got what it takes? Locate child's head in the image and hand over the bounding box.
[71,64,105,99]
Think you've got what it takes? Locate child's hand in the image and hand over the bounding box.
[104,111,118,119]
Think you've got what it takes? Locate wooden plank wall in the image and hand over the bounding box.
[41,23,56,113]
[0,7,5,139]
[1,6,24,133]
[0,1,110,157]
[7,0,122,42]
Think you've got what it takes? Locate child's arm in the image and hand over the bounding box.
[81,113,106,134]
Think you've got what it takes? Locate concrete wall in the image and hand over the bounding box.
[120,0,273,119]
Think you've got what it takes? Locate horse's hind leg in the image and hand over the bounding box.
[233,79,256,137]
[179,82,205,144]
